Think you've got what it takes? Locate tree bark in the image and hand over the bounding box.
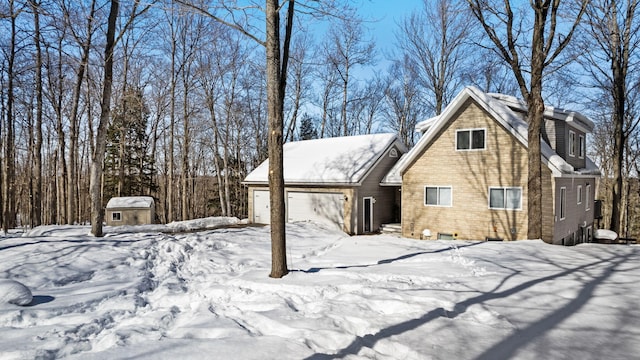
[31,0,43,227]
[90,0,118,237]
[3,0,17,232]
[266,0,290,278]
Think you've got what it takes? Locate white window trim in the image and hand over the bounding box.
[586,184,591,211]
[424,186,453,207]
[569,130,576,157]
[112,211,122,222]
[488,187,523,210]
[560,187,567,220]
[577,185,582,205]
[455,128,486,151]
[578,134,585,159]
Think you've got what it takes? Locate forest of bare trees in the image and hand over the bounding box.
[1,0,639,242]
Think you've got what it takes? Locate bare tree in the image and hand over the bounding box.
[90,0,119,237]
[467,0,588,239]
[324,15,375,136]
[398,0,472,115]
[62,0,97,225]
[384,57,425,148]
[90,0,152,236]
[580,0,640,235]
[2,0,20,232]
[29,0,43,227]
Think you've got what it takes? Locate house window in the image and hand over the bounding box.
[112,212,122,222]
[569,131,576,157]
[425,186,452,207]
[577,185,582,204]
[560,187,567,220]
[489,187,522,210]
[456,129,485,150]
[586,184,591,211]
[578,135,585,158]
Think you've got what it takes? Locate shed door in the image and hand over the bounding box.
[253,190,270,224]
[287,192,344,228]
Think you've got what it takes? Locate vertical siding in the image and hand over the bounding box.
[401,99,529,240]
[358,144,404,233]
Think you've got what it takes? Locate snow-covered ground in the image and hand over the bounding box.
[1,219,638,359]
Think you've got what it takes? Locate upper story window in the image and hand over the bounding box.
[456,129,486,151]
[586,184,591,211]
[569,131,576,157]
[578,135,585,158]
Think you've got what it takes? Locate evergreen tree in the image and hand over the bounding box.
[104,88,157,201]
[299,114,317,140]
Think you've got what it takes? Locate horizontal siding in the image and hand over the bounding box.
[553,177,596,244]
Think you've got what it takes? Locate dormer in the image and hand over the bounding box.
[486,93,594,170]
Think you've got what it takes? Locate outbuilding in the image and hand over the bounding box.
[105,196,155,226]
[243,133,406,234]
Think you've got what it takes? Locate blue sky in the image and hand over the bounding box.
[360,0,423,53]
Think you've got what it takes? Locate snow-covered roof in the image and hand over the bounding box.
[106,196,155,209]
[381,86,600,185]
[244,133,406,186]
[414,91,594,135]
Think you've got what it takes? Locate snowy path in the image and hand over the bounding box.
[0,221,638,359]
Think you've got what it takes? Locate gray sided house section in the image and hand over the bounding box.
[106,196,155,226]
[553,177,596,245]
[354,144,403,234]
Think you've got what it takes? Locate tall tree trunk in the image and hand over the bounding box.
[31,0,43,227]
[181,76,190,221]
[3,0,17,232]
[526,5,546,240]
[66,0,96,225]
[609,1,626,235]
[266,0,287,278]
[90,0,118,237]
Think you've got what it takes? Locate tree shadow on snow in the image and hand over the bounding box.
[306,247,638,360]
[295,242,482,273]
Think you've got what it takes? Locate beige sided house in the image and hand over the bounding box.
[243,133,407,234]
[382,86,600,245]
[105,196,155,226]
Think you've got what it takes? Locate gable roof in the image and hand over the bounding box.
[244,133,406,186]
[106,196,154,209]
[381,86,600,185]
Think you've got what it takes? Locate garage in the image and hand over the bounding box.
[252,190,345,228]
[287,192,345,228]
[243,133,406,234]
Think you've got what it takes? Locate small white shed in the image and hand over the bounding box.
[105,196,155,226]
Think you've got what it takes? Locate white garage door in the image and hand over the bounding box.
[287,192,344,228]
[253,190,270,224]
